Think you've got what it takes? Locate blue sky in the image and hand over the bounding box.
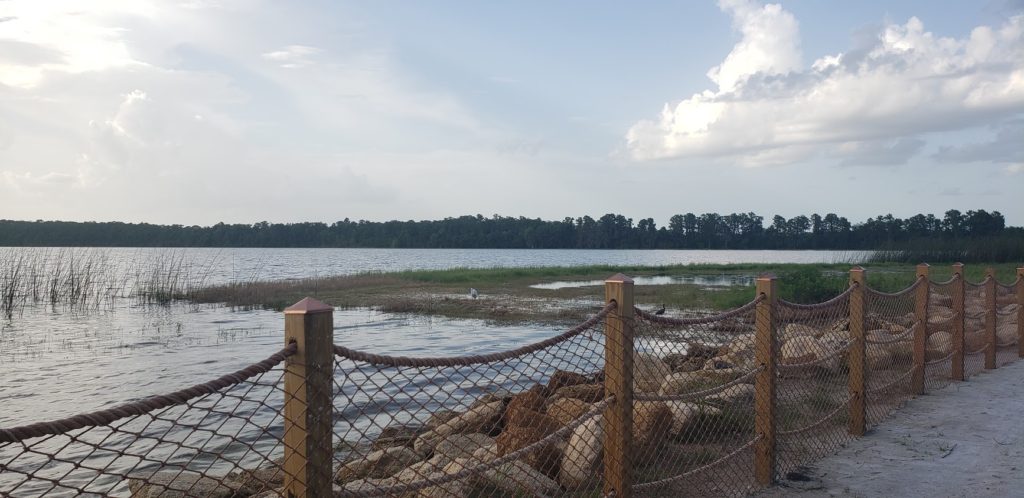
[1,0,1022,226]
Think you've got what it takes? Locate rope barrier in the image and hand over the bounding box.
[777,399,850,437]
[333,302,613,367]
[777,342,850,371]
[0,343,296,443]
[866,367,916,395]
[925,351,955,366]
[634,296,761,326]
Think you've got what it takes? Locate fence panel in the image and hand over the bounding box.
[925,278,957,390]
[963,279,988,378]
[995,278,1020,366]
[863,281,920,428]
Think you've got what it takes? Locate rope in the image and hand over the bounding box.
[925,351,955,365]
[0,343,296,443]
[777,399,850,436]
[777,342,850,370]
[931,274,960,286]
[964,310,987,320]
[965,276,991,289]
[864,323,918,345]
[333,302,613,367]
[996,339,1019,348]
[631,436,760,491]
[865,276,925,298]
[634,367,762,403]
[338,398,613,497]
[996,307,1019,317]
[634,296,761,326]
[778,285,854,311]
[995,276,1021,290]
[866,367,916,395]
[966,344,990,356]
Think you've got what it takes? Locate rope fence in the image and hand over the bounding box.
[1,264,1021,497]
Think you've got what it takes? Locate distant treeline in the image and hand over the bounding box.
[1,210,1020,253]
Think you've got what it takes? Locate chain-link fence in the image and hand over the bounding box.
[2,266,1022,498]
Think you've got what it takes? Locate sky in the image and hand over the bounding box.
[1,0,1022,227]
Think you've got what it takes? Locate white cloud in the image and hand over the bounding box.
[626,3,1024,165]
[261,44,322,68]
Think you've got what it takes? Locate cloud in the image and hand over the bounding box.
[626,3,1024,165]
[261,44,322,68]
[837,138,926,166]
[933,120,1024,165]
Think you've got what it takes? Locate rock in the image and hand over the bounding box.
[433,433,496,462]
[706,384,755,405]
[928,307,955,332]
[999,303,1020,315]
[555,383,605,402]
[486,460,562,496]
[662,353,689,372]
[659,369,743,396]
[724,334,755,355]
[864,338,892,371]
[559,416,603,489]
[417,478,467,498]
[495,425,562,478]
[780,336,838,375]
[547,398,593,427]
[997,324,1017,345]
[341,477,398,495]
[782,323,818,342]
[128,471,235,498]
[426,409,460,429]
[702,357,736,370]
[506,406,562,434]
[546,370,589,394]
[965,329,988,352]
[414,401,505,455]
[926,331,953,360]
[828,318,850,333]
[224,465,284,495]
[634,352,672,393]
[664,401,722,436]
[471,443,499,461]
[469,390,510,410]
[686,342,720,359]
[335,446,420,483]
[374,423,428,450]
[633,401,672,449]
[506,386,545,415]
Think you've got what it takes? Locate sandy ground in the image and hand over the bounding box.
[755,359,1024,498]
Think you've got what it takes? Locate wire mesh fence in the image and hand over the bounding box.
[2,266,1022,498]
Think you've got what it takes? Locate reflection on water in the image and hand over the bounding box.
[530,274,755,290]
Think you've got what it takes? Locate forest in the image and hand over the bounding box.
[0,210,1018,251]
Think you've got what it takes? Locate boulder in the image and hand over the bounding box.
[554,383,605,402]
[224,465,283,495]
[926,331,953,360]
[547,398,593,427]
[997,323,1017,345]
[706,384,755,405]
[506,386,545,415]
[433,433,495,462]
[659,369,743,396]
[506,407,561,434]
[864,339,892,371]
[495,425,562,478]
[374,423,428,450]
[546,370,589,394]
[634,352,672,393]
[724,334,755,355]
[486,460,562,496]
[782,323,818,342]
[664,401,722,436]
[633,401,672,449]
[335,446,420,483]
[780,336,838,374]
[414,400,505,455]
[426,409,460,429]
[559,416,603,489]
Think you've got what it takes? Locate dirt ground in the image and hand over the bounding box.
[755,358,1024,498]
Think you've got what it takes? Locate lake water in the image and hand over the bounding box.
[0,247,864,495]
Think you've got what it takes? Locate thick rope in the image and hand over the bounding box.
[925,351,955,366]
[631,436,760,491]
[333,302,614,367]
[995,276,1022,290]
[0,343,296,443]
[634,296,761,326]
[931,274,960,286]
[996,307,1020,317]
[865,276,925,298]
[634,367,762,403]
[966,344,990,356]
[777,399,850,436]
[338,398,612,497]
[778,285,855,311]
[996,339,1019,347]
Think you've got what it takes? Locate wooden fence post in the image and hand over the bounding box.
[985,268,997,370]
[1018,267,1024,359]
[283,297,334,498]
[912,264,929,394]
[754,275,777,486]
[951,263,966,381]
[848,267,866,436]
[603,274,634,498]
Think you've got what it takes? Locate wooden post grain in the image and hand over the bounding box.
[912,264,929,394]
[848,267,867,436]
[951,263,966,381]
[283,297,334,498]
[603,274,634,498]
[754,275,777,486]
[1018,268,1024,359]
[985,268,997,370]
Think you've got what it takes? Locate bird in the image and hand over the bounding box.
[469,288,478,299]
[654,304,666,315]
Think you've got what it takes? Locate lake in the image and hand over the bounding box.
[0,247,864,495]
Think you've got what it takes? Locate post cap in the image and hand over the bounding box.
[284,297,333,314]
[605,273,634,284]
